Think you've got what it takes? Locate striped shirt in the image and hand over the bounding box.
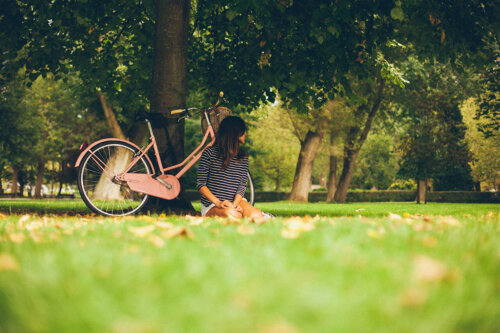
[196,146,248,207]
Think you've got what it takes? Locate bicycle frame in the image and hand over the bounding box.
[120,113,216,180]
[76,110,216,184]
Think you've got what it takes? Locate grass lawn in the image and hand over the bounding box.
[0,201,499,332]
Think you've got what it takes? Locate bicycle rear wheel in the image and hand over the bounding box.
[77,141,153,216]
[244,172,255,206]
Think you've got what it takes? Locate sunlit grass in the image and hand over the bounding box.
[0,207,499,332]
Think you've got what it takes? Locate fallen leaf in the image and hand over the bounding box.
[281,229,299,239]
[26,221,44,231]
[161,226,194,239]
[155,221,174,229]
[185,215,204,226]
[414,255,448,283]
[366,229,384,239]
[29,231,43,243]
[252,215,268,225]
[400,288,428,307]
[238,225,255,235]
[0,253,20,272]
[128,225,155,237]
[8,233,25,244]
[258,319,299,333]
[283,217,314,232]
[18,214,30,226]
[437,216,461,227]
[0,213,7,220]
[148,235,165,247]
[388,212,402,220]
[422,236,438,247]
[486,211,493,218]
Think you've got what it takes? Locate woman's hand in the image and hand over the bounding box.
[216,200,233,209]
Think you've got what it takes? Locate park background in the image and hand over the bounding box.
[0,0,498,205]
[0,1,499,332]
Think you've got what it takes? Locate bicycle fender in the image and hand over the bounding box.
[74,138,155,173]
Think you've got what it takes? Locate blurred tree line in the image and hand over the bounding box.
[0,0,498,203]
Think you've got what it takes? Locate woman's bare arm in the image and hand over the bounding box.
[199,186,233,208]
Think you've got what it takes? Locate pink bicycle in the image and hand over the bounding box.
[75,93,254,216]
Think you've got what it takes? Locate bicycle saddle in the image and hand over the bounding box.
[135,112,169,128]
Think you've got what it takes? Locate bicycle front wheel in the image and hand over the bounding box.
[77,141,153,216]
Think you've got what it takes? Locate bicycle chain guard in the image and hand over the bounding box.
[122,174,180,200]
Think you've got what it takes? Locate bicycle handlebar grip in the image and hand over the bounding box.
[171,109,185,114]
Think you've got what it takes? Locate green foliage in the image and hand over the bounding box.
[388,179,417,191]
[396,59,476,190]
[350,133,397,190]
[476,56,500,138]
[461,98,500,191]
[431,104,474,191]
[246,104,300,191]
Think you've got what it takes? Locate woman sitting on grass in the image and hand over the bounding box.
[196,116,268,219]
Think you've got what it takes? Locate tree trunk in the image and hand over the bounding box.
[289,130,324,202]
[146,0,194,214]
[34,157,45,198]
[334,81,384,203]
[334,147,359,203]
[18,170,26,197]
[11,167,18,197]
[58,160,64,197]
[326,135,338,202]
[92,149,133,201]
[416,179,427,204]
[275,164,281,191]
[97,91,126,140]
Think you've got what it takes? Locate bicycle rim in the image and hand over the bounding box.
[78,142,151,216]
[245,172,255,206]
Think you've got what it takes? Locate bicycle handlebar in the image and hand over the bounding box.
[171,91,227,116]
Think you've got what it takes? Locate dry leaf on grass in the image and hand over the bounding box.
[18,214,30,226]
[8,233,25,244]
[155,222,174,230]
[161,226,194,239]
[436,216,461,227]
[0,253,20,272]
[366,228,384,239]
[251,216,268,225]
[237,225,255,235]
[400,288,428,307]
[281,229,300,239]
[258,319,299,333]
[413,255,448,283]
[422,236,438,247]
[148,235,165,248]
[283,217,315,232]
[185,215,204,226]
[388,212,402,220]
[128,225,155,237]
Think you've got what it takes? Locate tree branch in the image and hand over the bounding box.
[355,80,384,151]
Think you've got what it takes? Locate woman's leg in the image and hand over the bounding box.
[238,200,263,219]
[205,206,242,218]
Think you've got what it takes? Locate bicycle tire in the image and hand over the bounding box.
[245,172,255,206]
[77,140,153,216]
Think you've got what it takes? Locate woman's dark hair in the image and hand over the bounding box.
[215,116,248,169]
